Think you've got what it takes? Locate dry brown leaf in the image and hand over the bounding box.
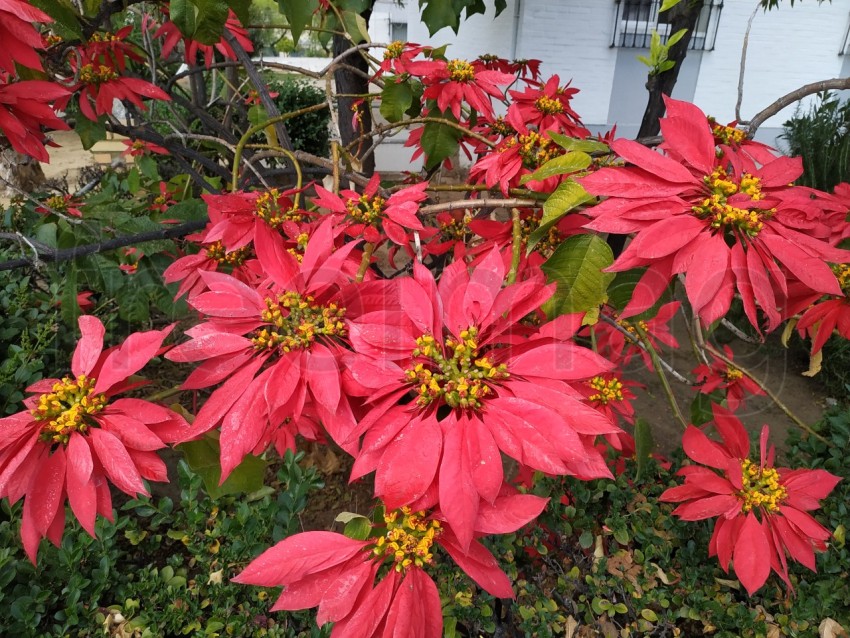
[565,615,579,638]
[820,618,848,638]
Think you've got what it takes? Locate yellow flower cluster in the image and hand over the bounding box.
[32,375,107,445]
[710,120,747,146]
[724,366,744,381]
[404,327,508,410]
[79,64,119,84]
[44,195,70,212]
[439,213,471,240]
[373,507,442,572]
[205,241,251,266]
[692,167,774,236]
[534,95,564,115]
[345,194,385,227]
[384,41,405,60]
[254,189,303,228]
[739,459,787,513]
[501,131,557,169]
[488,117,515,138]
[447,59,475,83]
[286,232,310,263]
[89,31,123,43]
[832,263,850,294]
[252,292,346,353]
[588,376,624,405]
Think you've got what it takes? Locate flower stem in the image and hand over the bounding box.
[356,243,375,283]
[507,208,522,285]
[144,385,184,403]
[634,323,688,430]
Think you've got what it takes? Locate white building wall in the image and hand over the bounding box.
[693,0,850,129]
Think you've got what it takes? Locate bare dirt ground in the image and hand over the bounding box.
[34,133,833,460]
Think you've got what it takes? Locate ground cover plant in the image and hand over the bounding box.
[0,0,848,635]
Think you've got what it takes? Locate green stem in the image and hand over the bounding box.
[634,324,688,430]
[144,385,184,403]
[356,242,375,283]
[506,208,522,286]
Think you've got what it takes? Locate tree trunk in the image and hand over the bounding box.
[332,4,375,177]
[0,146,46,197]
[636,0,704,138]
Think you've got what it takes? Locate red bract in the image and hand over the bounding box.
[345,251,619,548]
[35,193,83,218]
[0,316,188,563]
[82,27,144,72]
[378,41,430,77]
[166,221,366,478]
[693,345,764,411]
[581,96,850,330]
[122,138,169,156]
[0,78,70,162]
[163,238,261,300]
[313,174,430,248]
[792,264,850,356]
[505,74,588,138]
[235,494,547,637]
[155,10,253,68]
[590,301,680,370]
[0,0,51,73]
[660,403,840,594]
[409,58,514,120]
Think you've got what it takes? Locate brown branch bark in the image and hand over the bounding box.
[745,77,850,137]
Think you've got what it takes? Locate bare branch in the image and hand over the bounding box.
[745,77,850,136]
[736,2,762,121]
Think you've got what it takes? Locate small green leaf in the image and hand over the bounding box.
[171,0,229,45]
[667,28,688,47]
[635,417,654,480]
[279,0,319,42]
[528,180,592,250]
[613,527,630,545]
[690,392,717,426]
[343,516,372,541]
[612,603,628,615]
[29,0,82,38]
[420,111,462,170]
[547,132,610,154]
[380,78,415,123]
[579,530,594,549]
[641,608,659,622]
[521,151,591,184]
[74,116,107,150]
[541,234,615,317]
[660,0,683,11]
[178,433,267,499]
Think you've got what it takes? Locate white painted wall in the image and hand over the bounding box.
[693,0,850,128]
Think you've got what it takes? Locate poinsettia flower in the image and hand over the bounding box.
[580,96,850,331]
[122,138,169,156]
[0,316,188,563]
[235,494,547,636]
[789,263,850,357]
[81,27,145,73]
[35,193,84,218]
[477,54,541,81]
[155,9,253,69]
[166,220,369,478]
[693,345,764,411]
[505,74,588,138]
[345,251,620,549]
[577,373,638,427]
[149,181,177,212]
[378,41,430,77]
[590,301,680,370]
[0,0,52,73]
[408,57,514,120]
[313,173,429,247]
[0,77,70,162]
[61,55,170,121]
[163,238,261,300]
[660,403,841,594]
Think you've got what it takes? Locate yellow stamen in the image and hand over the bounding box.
[739,459,786,513]
[32,375,107,445]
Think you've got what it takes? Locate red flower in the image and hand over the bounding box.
[792,264,850,356]
[660,403,840,594]
[122,138,169,157]
[590,301,680,370]
[163,238,261,300]
[578,373,637,427]
[345,252,619,548]
[313,174,430,247]
[166,221,366,478]
[155,9,253,68]
[581,96,850,331]
[235,495,547,636]
[81,27,144,72]
[0,78,70,162]
[505,75,588,139]
[409,58,514,120]
[0,316,188,563]
[35,193,84,218]
[378,41,430,77]
[0,0,51,73]
[692,345,764,411]
[149,181,177,213]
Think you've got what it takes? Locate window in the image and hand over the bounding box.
[390,21,408,42]
[612,0,723,51]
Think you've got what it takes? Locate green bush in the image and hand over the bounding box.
[268,78,331,158]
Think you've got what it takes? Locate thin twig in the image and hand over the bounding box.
[599,315,692,384]
[506,208,522,285]
[735,2,762,122]
[635,323,689,430]
[418,198,540,216]
[745,77,850,136]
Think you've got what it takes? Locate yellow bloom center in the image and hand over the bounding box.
[724,366,743,381]
[439,213,471,240]
[710,120,747,146]
[447,59,475,83]
[739,459,787,513]
[32,375,107,445]
[587,376,624,405]
[404,327,508,410]
[44,195,69,211]
[79,63,119,84]
[373,507,441,572]
[501,131,557,169]
[205,241,251,266]
[488,117,515,138]
[618,318,649,336]
[831,263,850,294]
[534,95,564,115]
[345,194,385,227]
[692,167,774,237]
[384,41,405,60]
[251,292,347,353]
[254,189,303,228]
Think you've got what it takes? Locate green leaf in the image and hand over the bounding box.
[171,0,229,45]
[342,515,372,541]
[579,530,594,549]
[341,9,370,43]
[226,0,252,25]
[660,0,683,11]
[178,433,267,499]
[74,116,107,150]
[34,222,57,248]
[528,180,592,250]
[380,78,415,123]
[420,112,462,171]
[278,0,319,42]
[137,155,160,182]
[634,417,654,480]
[689,392,717,426]
[667,28,688,48]
[419,0,460,35]
[60,265,79,329]
[541,234,615,316]
[547,132,610,154]
[116,285,151,324]
[29,0,82,38]
[521,151,591,184]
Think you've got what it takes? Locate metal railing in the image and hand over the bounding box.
[612,0,724,51]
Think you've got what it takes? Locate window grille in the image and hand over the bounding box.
[612,0,723,51]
